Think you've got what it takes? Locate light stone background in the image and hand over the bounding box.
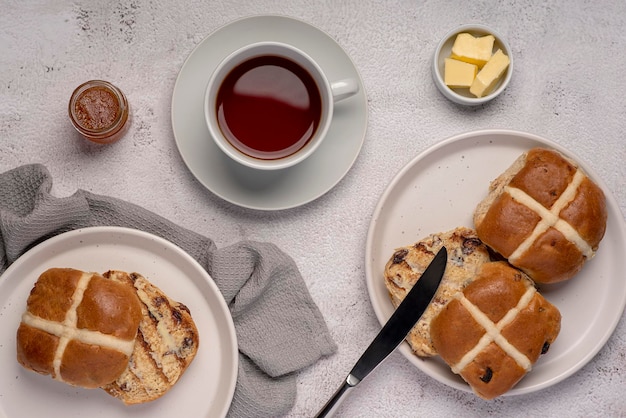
[1,1,625,417]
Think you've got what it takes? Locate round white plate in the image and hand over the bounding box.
[0,227,237,418]
[365,129,626,395]
[171,15,368,211]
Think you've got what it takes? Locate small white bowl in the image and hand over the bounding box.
[432,24,513,106]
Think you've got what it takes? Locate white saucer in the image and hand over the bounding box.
[171,15,368,211]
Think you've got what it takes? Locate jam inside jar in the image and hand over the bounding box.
[69,80,129,144]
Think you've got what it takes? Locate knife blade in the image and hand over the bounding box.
[315,246,448,417]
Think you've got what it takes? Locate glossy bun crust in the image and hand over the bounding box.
[430,261,561,399]
[16,268,142,388]
[474,148,607,283]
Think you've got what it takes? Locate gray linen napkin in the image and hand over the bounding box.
[0,164,337,417]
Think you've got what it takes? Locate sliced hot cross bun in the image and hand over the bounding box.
[474,147,607,283]
[384,227,491,357]
[16,268,199,405]
[101,270,199,405]
[430,261,561,399]
[16,268,143,388]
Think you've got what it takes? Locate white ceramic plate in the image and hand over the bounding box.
[0,227,237,418]
[365,129,626,395]
[171,15,368,211]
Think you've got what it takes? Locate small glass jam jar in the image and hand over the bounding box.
[68,80,130,144]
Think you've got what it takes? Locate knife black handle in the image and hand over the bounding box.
[316,247,447,416]
[314,374,359,418]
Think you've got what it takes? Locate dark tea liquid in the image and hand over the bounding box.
[216,55,322,160]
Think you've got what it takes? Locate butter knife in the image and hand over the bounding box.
[315,246,447,417]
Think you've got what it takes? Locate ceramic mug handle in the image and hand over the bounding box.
[331,78,359,102]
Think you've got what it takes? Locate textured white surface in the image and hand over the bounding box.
[1,1,625,417]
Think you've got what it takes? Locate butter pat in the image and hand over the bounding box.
[470,49,510,98]
[451,33,495,67]
[444,58,477,88]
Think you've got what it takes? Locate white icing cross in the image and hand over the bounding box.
[506,169,593,263]
[451,284,536,374]
[21,272,135,383]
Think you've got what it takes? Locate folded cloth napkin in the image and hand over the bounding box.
[0,164,337,417]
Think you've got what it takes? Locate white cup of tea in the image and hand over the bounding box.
[204,41,359,170]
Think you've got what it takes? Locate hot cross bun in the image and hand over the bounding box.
[16,268,199,405]
[430,261,561,399]
[16,268,142,388]
[474,148,607,283]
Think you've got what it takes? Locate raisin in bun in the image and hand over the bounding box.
[384,227,490,357]
[430,261,561,400]
[101,271,199,405]
[474,148,607,284]
[16,268,142,388]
